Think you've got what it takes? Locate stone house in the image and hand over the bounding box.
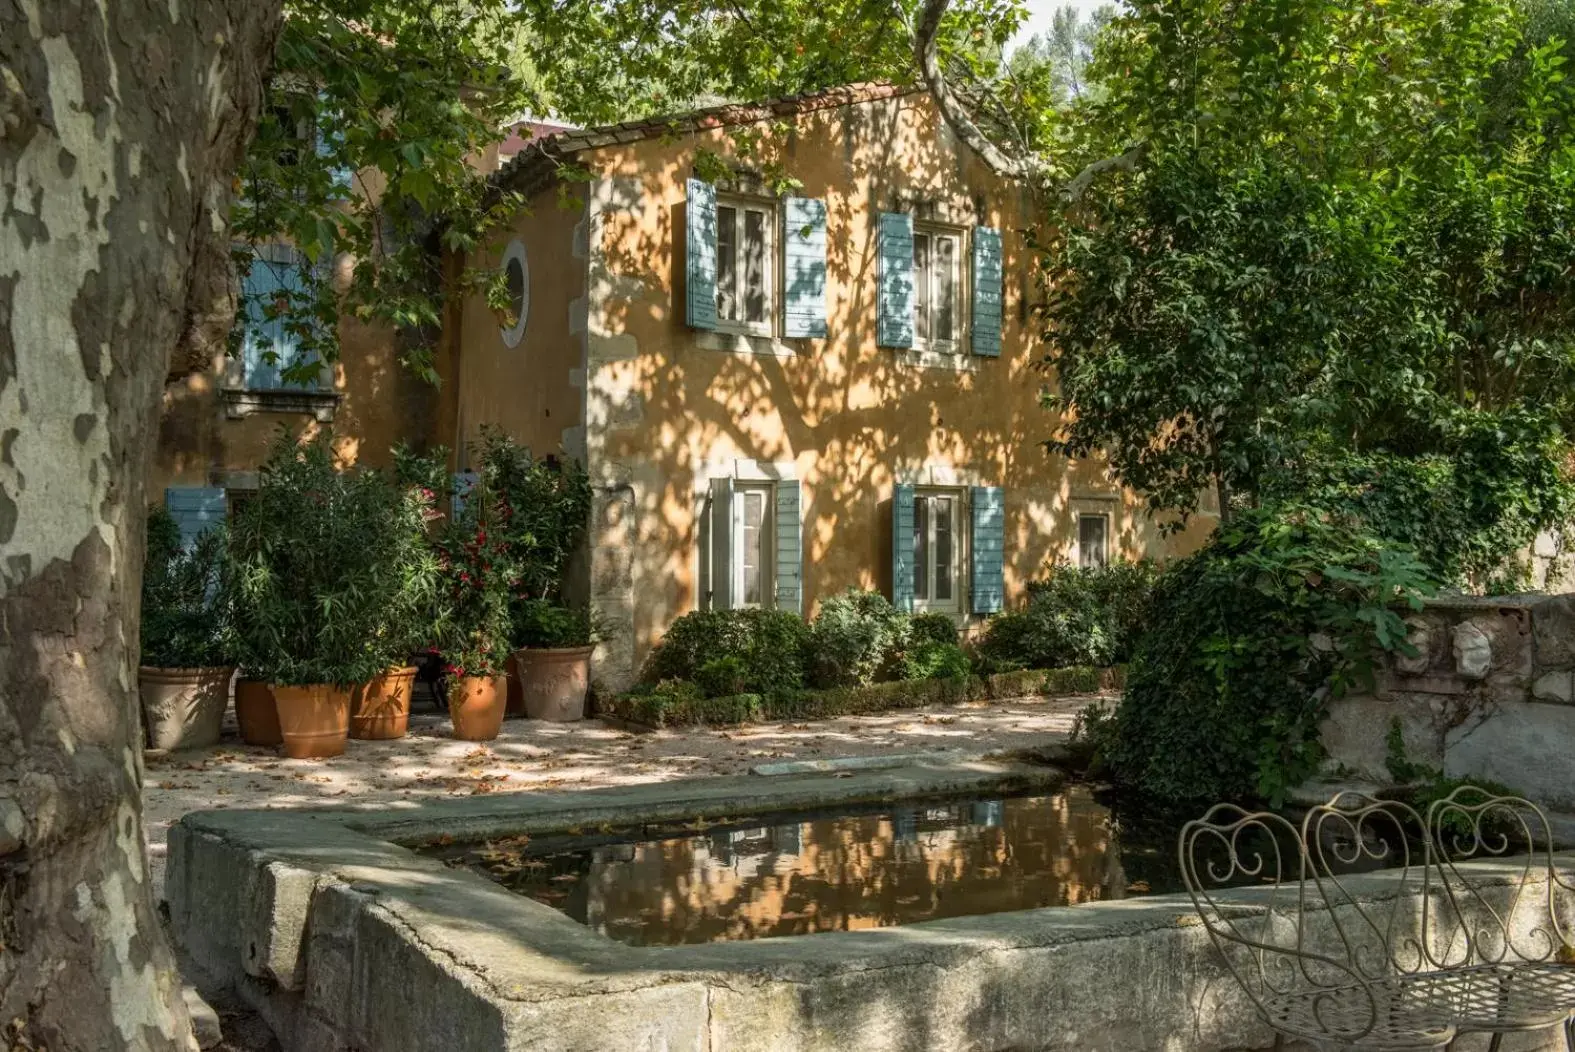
[153,82,1214,689]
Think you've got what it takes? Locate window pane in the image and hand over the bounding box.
[934,236,956,343]
[742,490,765,605]
[913,496,929,601]
[716,205,737,321]
[913,233,931,343]
[743,208,766,324]
[934,497,953,601]
[1079,515,1108,569]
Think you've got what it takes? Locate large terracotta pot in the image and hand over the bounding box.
[272,683,351,759]
[235,678,282,746]
[448,675,506,741]
[512,646,594,722]
[350,666,416,740]
[139,666,235,750]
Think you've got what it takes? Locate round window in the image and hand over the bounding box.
[499,239,529,347]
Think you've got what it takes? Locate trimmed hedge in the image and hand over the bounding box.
[606,665,1125,729]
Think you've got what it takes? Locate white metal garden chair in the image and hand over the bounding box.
[1180,788,1575,1051]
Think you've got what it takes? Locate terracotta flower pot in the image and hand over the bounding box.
[139,666,235,750]
[349,666,416,740]
[512,645,594,722]
[448,675,506,741]
[272,683,351,759]
[235,678,282,746]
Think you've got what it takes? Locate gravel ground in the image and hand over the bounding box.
[143,689,1097,903]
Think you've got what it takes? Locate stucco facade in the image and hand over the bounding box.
[454,85,1216,690]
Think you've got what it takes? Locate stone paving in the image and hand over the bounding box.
[143,691,1098,903]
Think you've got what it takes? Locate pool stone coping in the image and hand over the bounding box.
[167,759,1575,1052]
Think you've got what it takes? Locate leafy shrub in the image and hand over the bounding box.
[642,608,810,696]
[229,432,440,685]
[975,559,1161,672]
[140,507,231,668]
[806,588,910,688]
[474,426,591,605]
[695,656,749,698]
[908,611,959,647]
[433,470,512,677]
[902,641,972,682]
[1096,505,1436,805]
[511,598,596,648]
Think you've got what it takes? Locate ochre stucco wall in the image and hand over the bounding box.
[553,92,1216,687]
[151,267,432,496]
[443,184,586,470]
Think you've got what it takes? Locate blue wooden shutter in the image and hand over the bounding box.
[971,227,1003,358]
[164,486,227,549]
[891,482,915,613]
[708,477,735,610]
[451,471,479,519]
[781,198,828,338]
[774,480,803,614]
[685,179,719,330]
[877,213,914,349]
[971,486,1005,614]
[240,252,285,390]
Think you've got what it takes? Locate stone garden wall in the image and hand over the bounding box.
[1321,593,1575,809]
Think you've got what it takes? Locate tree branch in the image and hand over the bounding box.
[913,0,1034,180]
[1060,140,1148,203]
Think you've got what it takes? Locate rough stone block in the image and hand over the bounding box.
[1533,594,1575,670]
[1321,694,1444,781]
[1444,702,1575,810]
[1533,670,1574,704]
[1453,621,1493,680]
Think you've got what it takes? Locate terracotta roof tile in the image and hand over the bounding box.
[495,81,919,195]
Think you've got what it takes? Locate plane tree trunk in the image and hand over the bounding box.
[0,2,280,1047]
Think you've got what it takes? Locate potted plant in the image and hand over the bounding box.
[138,506,235,750]
[435,471,512,741]
[348,446,446,740]
[510,599,598,722]
[228,431,416,758]
[470,427,593,719]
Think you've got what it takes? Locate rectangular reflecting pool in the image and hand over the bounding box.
[425,785,1201,946]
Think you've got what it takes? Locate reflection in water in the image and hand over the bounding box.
[438,786,1180,947]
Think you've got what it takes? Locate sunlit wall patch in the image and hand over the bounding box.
[499,238,530,348]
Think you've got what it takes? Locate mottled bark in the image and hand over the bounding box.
[0,2,280,1049]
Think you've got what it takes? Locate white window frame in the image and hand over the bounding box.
[913,487,965,614]
[912,223,965,354]
[1078,512,1110,569]
[714,194,776,338]
[731,481,776,609]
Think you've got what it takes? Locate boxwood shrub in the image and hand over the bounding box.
[641,607,811,696]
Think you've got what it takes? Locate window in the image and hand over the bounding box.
[913,226,962,350]
[733,484,774,608]
[715,197,773,334]
[1078,513,1109,569]
[913,489,962,611]
[498,238,529,348]
[237,244,322,391]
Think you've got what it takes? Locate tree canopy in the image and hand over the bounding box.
[1022,0,1575,584]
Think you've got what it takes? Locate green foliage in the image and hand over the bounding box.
[1098,506,1437,806]
[514,0,1026,126]
[908,611,961,648]
[642,608,812,697]
[228,431,440,686]
[474,427,591,606]
[902,641,973,682]
[511,598,596,649]
[232,0,529,384]
[140,508,231,669]
[806,589,911,688]
[432,471,512,678]
[695,656,750,699]
[976,559,1160,672]
[1040,0,1575,582]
